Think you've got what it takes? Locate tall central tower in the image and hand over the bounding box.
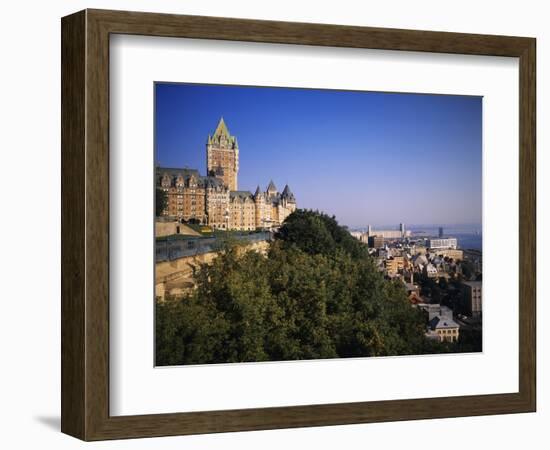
[206,117,239,191]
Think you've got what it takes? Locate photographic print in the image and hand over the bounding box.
[154,83,483,367]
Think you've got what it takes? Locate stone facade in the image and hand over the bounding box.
[385,256,405,275]
[229,191,256,231]
[460,280,482,317]
[157,118,297,230]
[206,117,239,191]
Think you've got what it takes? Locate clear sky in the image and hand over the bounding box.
[155,83,482,228]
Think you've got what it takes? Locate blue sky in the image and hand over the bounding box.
[155,83,482,228]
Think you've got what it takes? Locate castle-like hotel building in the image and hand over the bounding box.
[157,118,297,231]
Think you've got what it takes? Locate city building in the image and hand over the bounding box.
[157,118,297,230]
[429,248,464,261]
[427,237,458,249]
[418,304,460,343]
[463,249,483,273]
[229,191,256,231]
[413,253,429,270]
[427,316,460,343]
[424,263,438,278]
[403,281,419,297]
[159,168,219,223]
[385,256,405,275]
[405,278,424,304]
[408,290,424,304]
[411,245,428,255]
[361,223,412,241]
[460,280,482,317]
[368,235,384,249]
[349,231,363,240]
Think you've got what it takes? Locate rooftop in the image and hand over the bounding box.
[230,190,254,201]
[429,316,460,330]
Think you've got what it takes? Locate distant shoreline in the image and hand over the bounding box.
[348,224,483,252]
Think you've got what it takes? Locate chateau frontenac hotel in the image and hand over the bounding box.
[157,118,297,231]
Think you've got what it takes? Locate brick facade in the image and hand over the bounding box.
[157,118,296,230]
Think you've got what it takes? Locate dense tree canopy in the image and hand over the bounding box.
[155,188,168,217]
[156,210,473,365]
[274,209,370,259]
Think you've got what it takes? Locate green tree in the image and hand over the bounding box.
[156,210,453,366]
[155,188,168,217]
[275,209,369,258]
[460,260,476,280]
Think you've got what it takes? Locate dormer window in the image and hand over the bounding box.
[161,174,171,188]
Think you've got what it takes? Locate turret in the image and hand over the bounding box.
[266,180,278,198]
[281,184,296,203]
[254,185,262,199]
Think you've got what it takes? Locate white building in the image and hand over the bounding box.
[424,263,438,278]
[427,237,458,249]
[366,223,411,240]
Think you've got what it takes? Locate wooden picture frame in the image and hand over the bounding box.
[61,9,536,441]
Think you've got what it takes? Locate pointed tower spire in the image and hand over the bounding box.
[281,184,296,203]
[254,185,261,197]
[213,117,230,138]
[267,180,277,193]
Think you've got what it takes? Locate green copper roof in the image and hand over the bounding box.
[210,117,238,148]
[213,117,230,138]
